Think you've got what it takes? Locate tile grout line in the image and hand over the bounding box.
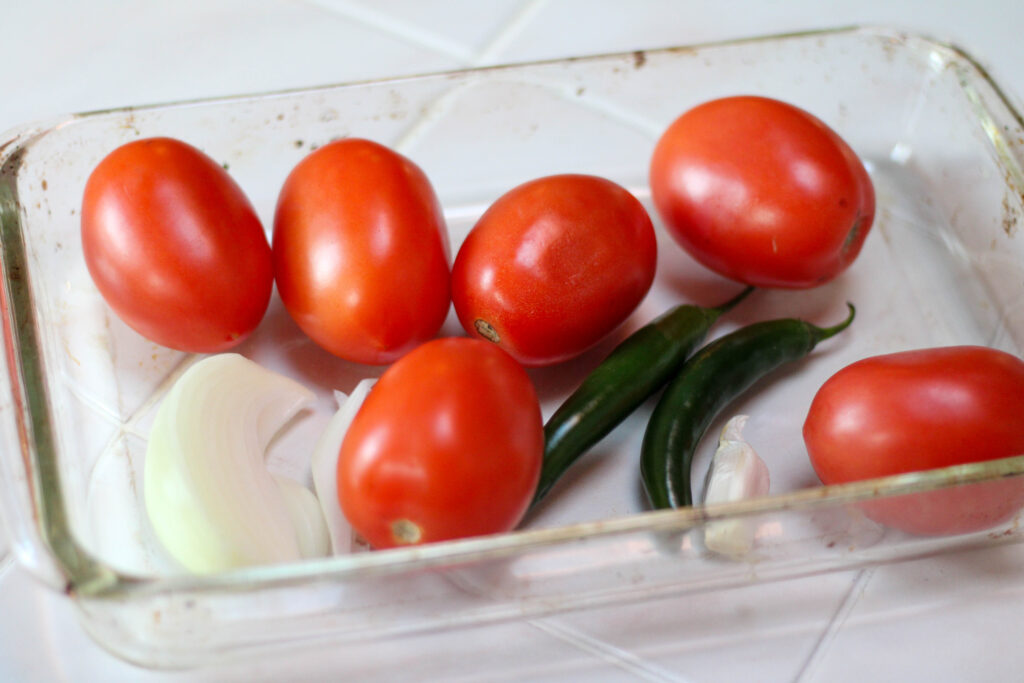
[791,567,876,683]
[438,568,690,681]
[528,618,693,683]
[299,0,551,69]
[297,0,476,63]
[472,0,549,66]
[120,353,199,435]
[59,368,125,430]
[290,0,669,161]
[295,0,552,155]
[390,80,478,154]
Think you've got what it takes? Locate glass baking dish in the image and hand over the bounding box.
[1,25,1023,668]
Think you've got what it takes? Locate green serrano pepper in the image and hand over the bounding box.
[641,304,856,509]
[530,286,753,509]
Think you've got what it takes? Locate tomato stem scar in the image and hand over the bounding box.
[474,319,500,343]
[391,519,423,544]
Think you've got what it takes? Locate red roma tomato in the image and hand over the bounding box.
[81,137,273,352]
[650,96,875,289]
[273,138,450,365]
[451,174,657,367]
[337,338,543,548]
[803,346,1024,535]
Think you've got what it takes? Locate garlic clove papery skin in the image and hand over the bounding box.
[144,353,329,574]
[701,415,770,558]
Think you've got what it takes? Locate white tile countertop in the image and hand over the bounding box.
[3,1,1024,681]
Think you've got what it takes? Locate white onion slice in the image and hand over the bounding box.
[310,379,375,555]
[701,415,770,558]
[144,354,329,573]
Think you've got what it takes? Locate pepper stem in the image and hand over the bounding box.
[710,285,755,315]
[812,302,856,342]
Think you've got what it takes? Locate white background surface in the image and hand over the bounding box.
[3,2,1024,681]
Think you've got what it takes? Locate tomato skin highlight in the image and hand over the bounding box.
[273,138,451,365]
[803,346,1024,535]
[336,338,543,549]
[451,174,657,367]
[650,95,875,289]
[81,137,273,352]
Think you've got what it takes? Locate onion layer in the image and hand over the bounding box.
[144,354,329,573]
[310,380,375,554]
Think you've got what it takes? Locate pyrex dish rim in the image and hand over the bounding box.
[1,24,1023,601]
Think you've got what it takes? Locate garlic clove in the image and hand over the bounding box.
[701,415,770,557]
